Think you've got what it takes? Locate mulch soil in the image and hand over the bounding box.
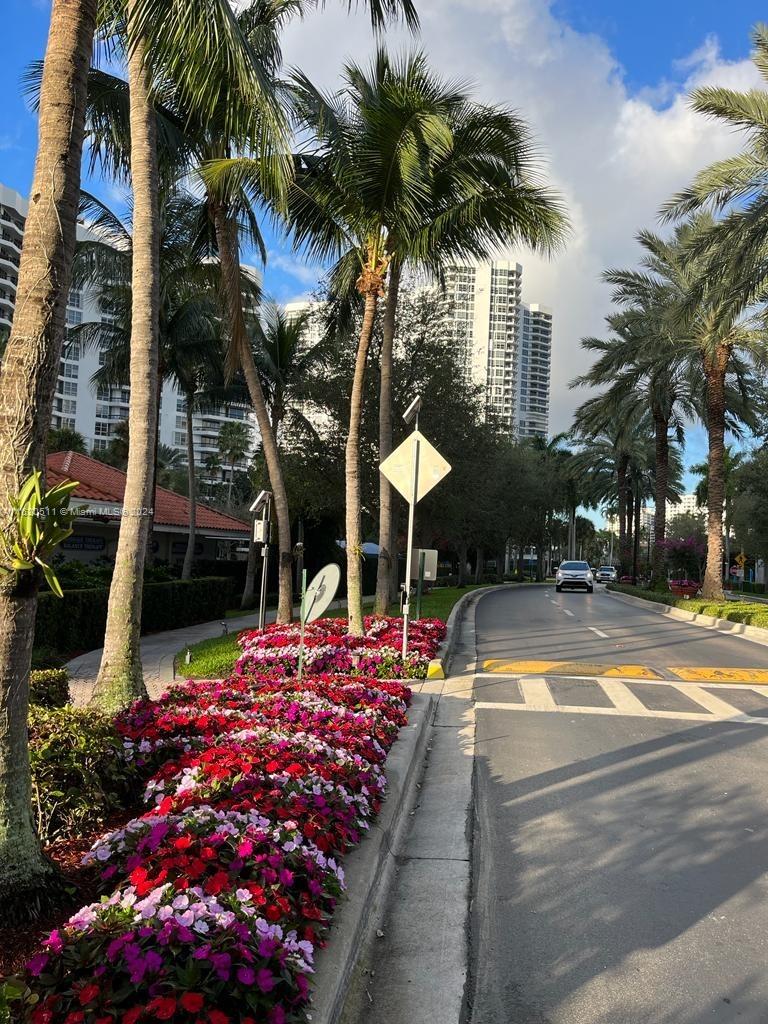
[0,812,132,979]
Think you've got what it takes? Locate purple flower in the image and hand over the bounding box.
[256,968,277,993]
[237,966,256,986]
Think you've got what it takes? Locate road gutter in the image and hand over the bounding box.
[606,587,768,649]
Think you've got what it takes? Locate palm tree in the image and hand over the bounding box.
[690,448,743,580]
[251,51,559,632]
[606,220,767,599]
[662,24,768,308]
[194,8,419,629]
[254,302,329,442]
[572,304,698,586]
[86,0,290,709]
[72,189,228,580]
[364,52,567,613]
[571,393,650,569]
[47,426,88,454]
[277,51,566,625]
[219,420,252,508]
[0,0,98,923]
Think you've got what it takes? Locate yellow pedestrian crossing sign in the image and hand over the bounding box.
[380,430,451,503]
[736,552,747,567]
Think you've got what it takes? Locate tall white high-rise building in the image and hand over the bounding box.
[668,493,705,520]
[516,302,553,439]
[444,259,551,438]
[1,181,257,484]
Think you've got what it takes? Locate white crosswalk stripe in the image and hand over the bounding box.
[474,676,768,726]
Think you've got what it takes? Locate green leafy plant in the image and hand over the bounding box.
[0,470,81,596]
[28,706,138,844]
[29,668,70,708]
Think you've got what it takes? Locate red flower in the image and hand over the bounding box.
[123,1008,143,1024]
[180,993,205,1014]
[77,984,99,1006]
[147,997,177,1021]
[208,1011,229,1024]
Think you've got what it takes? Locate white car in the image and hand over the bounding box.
[556,560,594,594]
[597,565,618,583]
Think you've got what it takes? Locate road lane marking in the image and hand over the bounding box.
[672,683,745,717]
[587,626,609,639]
[519,677,557,710]
[563,609,575,617]
[670,666,768,683]
[473,700,768,725]
[483,659,663,679]
[597,679,648,714]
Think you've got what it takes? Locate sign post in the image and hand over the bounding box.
[250,490,272,631]
[297,563,342,682]
[380,403,451,661]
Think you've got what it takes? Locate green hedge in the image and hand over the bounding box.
[35,576,235,654]
[28,706,137,844]
[29,668,69,708]
[608,584,768,628]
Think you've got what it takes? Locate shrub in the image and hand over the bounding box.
[29,669,69,709]
[28,706,138,844]
[608,584,768,628]
[35,576,236,653]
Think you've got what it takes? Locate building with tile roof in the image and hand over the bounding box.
[47,451,250,564]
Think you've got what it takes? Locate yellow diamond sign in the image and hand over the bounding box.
[380,430,451,503]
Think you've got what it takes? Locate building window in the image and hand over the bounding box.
[66,308,82,327]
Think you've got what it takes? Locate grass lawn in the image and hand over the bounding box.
[177,583,501,679]
[609,583,768,627]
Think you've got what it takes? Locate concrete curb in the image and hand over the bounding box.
[309,691,436,1024]
[606,588,768,649]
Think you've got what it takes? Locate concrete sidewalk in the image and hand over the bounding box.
[66,595,375,705]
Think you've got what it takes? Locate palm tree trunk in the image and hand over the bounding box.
[92,12,158,712]
[145,372,163,566]
[457,540,468,586]
[702,349,728,600]
[651,414,669,588]
[374,261,400,615]
[617,455,628,565]
[181,396,196,581]
[632,488,641,584]
[346,290,378,635]
[0,0,96,919]
[212,204,292,623]
[227,460,234,508]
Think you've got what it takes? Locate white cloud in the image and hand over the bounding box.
[277,0,761,437]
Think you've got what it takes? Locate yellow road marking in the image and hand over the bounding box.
[670,667,768,684]
[482,660,662,680]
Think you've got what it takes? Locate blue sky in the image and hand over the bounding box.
[0,0,762,491]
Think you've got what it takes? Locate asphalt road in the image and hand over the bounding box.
[468,585,768,1024]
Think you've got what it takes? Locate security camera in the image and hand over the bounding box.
[403,395,422,425]
[250,489,272,514]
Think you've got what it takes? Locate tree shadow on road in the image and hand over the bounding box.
[470,715,768,1024]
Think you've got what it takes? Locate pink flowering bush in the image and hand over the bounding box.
[234,616,445,680]
[14,612,441,1024]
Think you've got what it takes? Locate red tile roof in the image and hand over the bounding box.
[47,451,249,535]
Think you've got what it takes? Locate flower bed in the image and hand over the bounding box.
[234,616,445,680]
[12,616,444,1023]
